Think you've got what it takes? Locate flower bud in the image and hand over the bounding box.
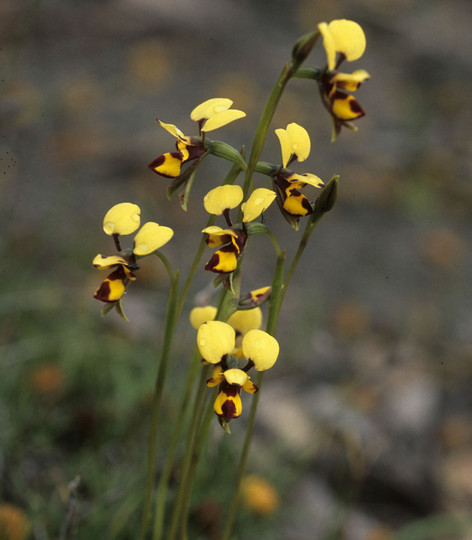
[313,175,339,214]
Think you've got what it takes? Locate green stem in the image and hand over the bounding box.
[139,267,180,540]
[221,251,286,540]
[167,367,210,540]
[241,30,320,205]
[179,392,217,540]
[168,281,238,539]
[152,347,202,540]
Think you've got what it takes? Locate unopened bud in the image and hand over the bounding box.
[207,140,247,171]
[314,175,339,214]
[291,30,320,65]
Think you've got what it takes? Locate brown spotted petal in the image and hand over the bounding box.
[213,381,243,421]
[94,267,128,303]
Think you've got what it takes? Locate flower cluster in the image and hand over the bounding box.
[93,202,173,310]
[317,19,370,139]
[202,185,276,273]
[196,318,279,429]
[92,18,370,439]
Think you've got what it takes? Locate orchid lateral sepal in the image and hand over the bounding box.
[166,153,207,203]
[100,298,129,322]
[206,140,247,171]
[219,418,232,434]
[213,271,235,295]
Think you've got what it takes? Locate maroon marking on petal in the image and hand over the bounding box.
[185,145,206,161]
[221,382,240,397]
[205,252,222,272]
[221,399,237,420]
[349,99,365,117]
[218,243,239,255]
[148,152,183,178]
[108,267,127,281]
[148,155,165,169]
[94,280,112,302]
[301,195,314,215]
[205,253,219,269]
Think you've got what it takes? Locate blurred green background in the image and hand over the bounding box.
[2,0,472,538]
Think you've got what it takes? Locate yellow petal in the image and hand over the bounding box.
[201,109,246,132]
[202,225,237,237]
[289,173,324,188]
[328,19,366,62]
[202,226,237,248]
[133,222,174,256]
[205,248,238,273]
[148,153,183,178]
[286,123,311,162]
[228,308,262,336]
[190,305,217,329]
[92,254,129,269]
[242,378,258,394]
[203,185,244,215]
[157,120,187,141]
[283,189,313,217]
[103,203,141,236]
[190,98,233,121]
[331,93,365,120]
[213,391,242,419]
[94,269,126,303]
[318,21,337,70]
[206,365,225,387]
[331,69,370,91]
[275,123,310,167]
[242,329,279,371]
[197,321,235,364]
[223,368,248,386]
[242,188,276,222]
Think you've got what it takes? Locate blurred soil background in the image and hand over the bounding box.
[1,0,472,538]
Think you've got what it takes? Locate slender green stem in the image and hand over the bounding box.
[179,391,217,540]
[175,217,215,317]
[152,347,202,540]
[167,367,210,540]
[241,30,320,205]
[154,250,175,281]
[139,268,180,540]
[150,161,245,539]
[240,64,291,206]
[221,251,286,540]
